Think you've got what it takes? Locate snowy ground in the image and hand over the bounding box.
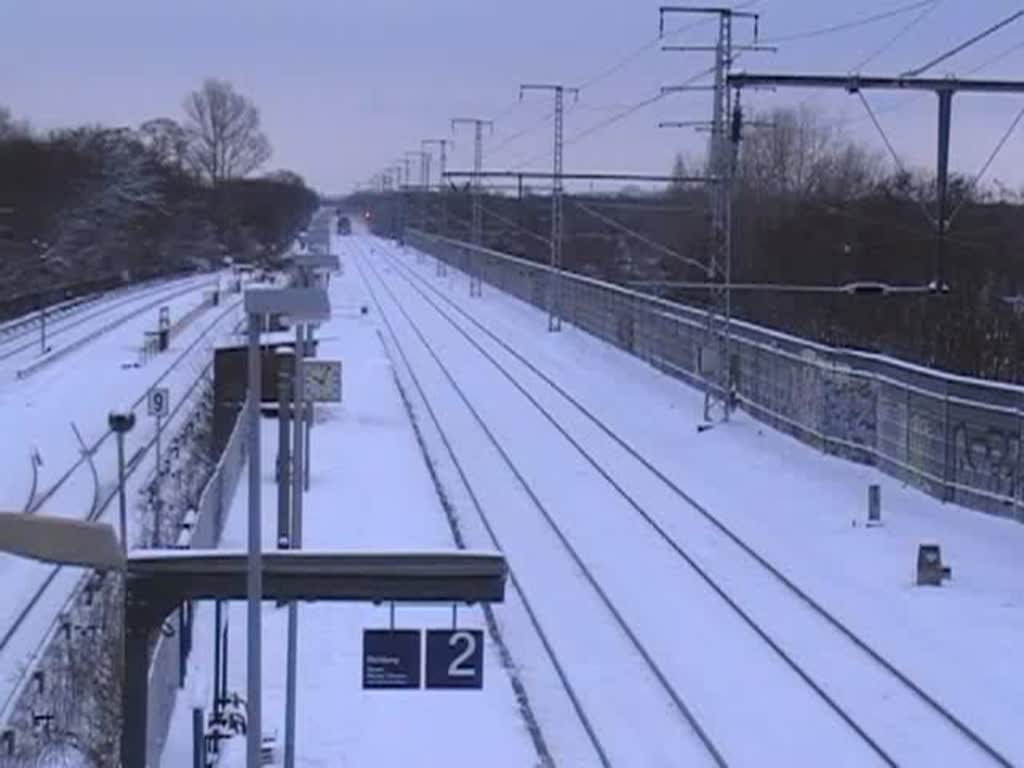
[162,229,1024,767]
[0,273,241,717]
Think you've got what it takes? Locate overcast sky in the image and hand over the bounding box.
[3,1,1024,194]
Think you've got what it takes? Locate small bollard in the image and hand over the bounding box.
[32,670,44,695]
[916,544,952,586]
[867,484,882,526]
[1,728,15,755]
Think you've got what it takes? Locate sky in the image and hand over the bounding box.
[2,0,1024,194]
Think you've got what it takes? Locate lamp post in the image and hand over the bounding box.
[107,411,136,554]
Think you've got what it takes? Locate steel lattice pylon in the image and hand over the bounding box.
[452,118,493,296]
[520,83,579,332]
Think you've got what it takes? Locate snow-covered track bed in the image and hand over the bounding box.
[360,237,1013,768]
[0,275,215,375]
[0,298,243,722]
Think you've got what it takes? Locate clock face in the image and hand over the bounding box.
[304,361,342,402]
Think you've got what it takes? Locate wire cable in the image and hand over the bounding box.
[762,0,937,44]
[947,103,1024,225]
[903,8,1024,76]
[852,1,942,70]
[856,90,938,226]
[572,198,710,275]
[510,65,717,170]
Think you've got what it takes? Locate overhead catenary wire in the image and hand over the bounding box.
[487,2,758,165]
[761,0,939,44]
[902,8,1024,76]
[572,198,709,275]
[510,65,717,170]
[852,1,943,70]
[947,103,1024,226]
[855,90,937,226]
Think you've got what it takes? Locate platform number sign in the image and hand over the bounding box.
[147,387,170,418]
[425,629,484,689]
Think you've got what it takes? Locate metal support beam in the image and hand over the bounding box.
[443,170,711,183]
[727,71,1024,291]
[661,5,762,424]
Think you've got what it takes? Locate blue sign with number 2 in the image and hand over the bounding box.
[425,629,483,689]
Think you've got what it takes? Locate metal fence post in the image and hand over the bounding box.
[1017,396,1023,520]
[942,381,952,502]
[904,384,913,486]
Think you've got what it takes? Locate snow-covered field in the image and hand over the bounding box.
[156,228,1024,767]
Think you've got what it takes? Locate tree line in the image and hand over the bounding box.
[0,79,318,315]
[354,104,1024,383]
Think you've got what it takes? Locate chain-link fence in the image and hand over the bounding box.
[408,229,1024,523]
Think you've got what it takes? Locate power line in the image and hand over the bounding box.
[853,1,942,70]
[487,2,758,162]
[511,65,717,170]
[947,103,1024,226]
[572,198,708,275]
[762,0,937,44]
[903,8,1024,76]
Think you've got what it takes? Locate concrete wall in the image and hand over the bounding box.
[408,230,1024,524]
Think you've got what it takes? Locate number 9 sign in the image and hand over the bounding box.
[147,387,170,418]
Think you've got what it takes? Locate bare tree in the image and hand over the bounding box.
[0,106,29,140]
[139,117,189,170]
[738,104,881,202]
[182,78,271,184]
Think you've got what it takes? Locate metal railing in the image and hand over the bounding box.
[408,229,1024,523]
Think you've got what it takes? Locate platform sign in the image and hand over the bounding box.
[425,629,484,689]
[147,387,170,418]
[304,360,342,403]
[362,630,421,690]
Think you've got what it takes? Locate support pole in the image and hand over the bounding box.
[193,708,205,768]
[276,354,293,549]
[213,600,223,717]
[304,324,314,491]
[245,311,263,768]
[284,322,305,768]
[519,83,581,331]
[936,89,953,292]
[452,118,494,296]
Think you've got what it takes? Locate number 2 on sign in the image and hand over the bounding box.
[448,631,477,678]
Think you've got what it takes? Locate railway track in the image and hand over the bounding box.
[358,238,1013,767]
[0,276,217,378]
[0,297,243,721]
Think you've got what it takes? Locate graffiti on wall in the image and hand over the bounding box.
[823,368,876,458]
[952,419,1020,502]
